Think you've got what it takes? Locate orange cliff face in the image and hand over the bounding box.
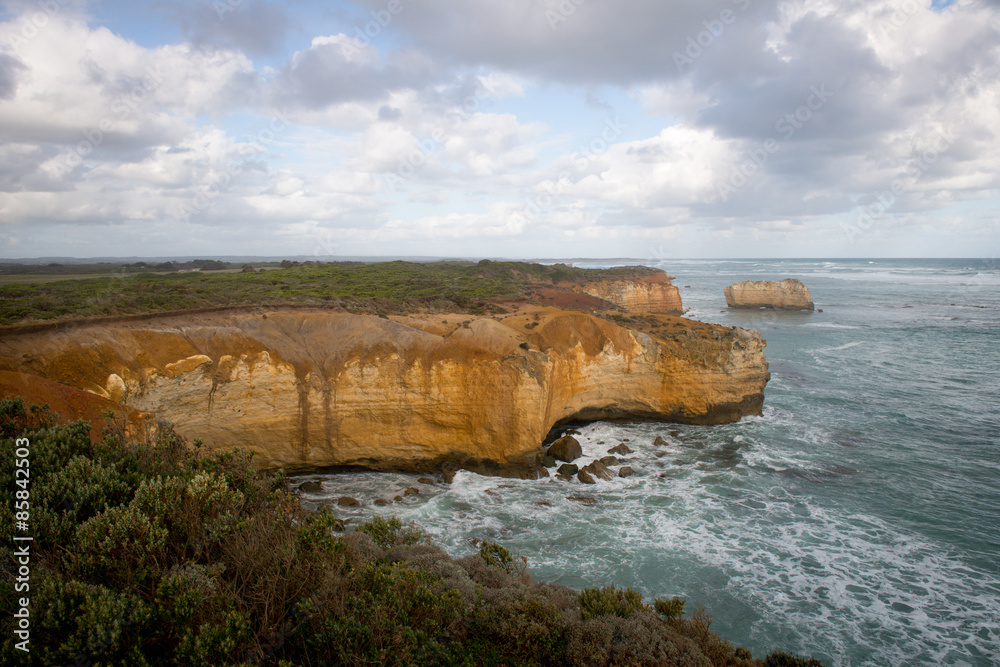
[0,307,768,475]
[576,271,684,314]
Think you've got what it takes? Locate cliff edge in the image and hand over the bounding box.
[724,279,814,311]
[577,271,683,314]
[0,306,768,475]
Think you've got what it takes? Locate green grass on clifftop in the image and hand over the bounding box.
[0,260,661,327]
[0,398,824,666]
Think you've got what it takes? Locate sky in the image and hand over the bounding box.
[0,0,998,260]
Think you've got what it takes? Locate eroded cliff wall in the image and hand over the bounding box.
[0,307,767,474]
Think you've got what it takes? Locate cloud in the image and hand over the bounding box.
[158,0,292,56]
[347,0,782,85]
[270,34,439,109]
[0,52,25,99]
[1,0,999,258]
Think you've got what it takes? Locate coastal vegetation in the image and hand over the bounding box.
[0,398,823,666]
[0,260,662,326]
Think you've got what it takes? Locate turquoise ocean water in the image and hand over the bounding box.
[295,259,1000,666]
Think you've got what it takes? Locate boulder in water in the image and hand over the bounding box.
[548,435,583,462]
[581,461,614,481]
[557,463,579,476]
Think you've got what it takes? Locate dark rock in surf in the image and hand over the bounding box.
[548,435,583,463]
[557,463,579,476]
[581,461,613,481]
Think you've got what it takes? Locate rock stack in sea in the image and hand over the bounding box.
[724,279,814,311]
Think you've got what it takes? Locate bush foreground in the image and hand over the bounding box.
[0,398,823,666]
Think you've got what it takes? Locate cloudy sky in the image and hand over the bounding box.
[0,0,998,259]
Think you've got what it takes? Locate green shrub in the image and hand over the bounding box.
[72,484,175,588]
[295,506,345,552]
[26,575,152,666]
[155,562,225,627]
[478,540,528,578]
[578,584,646,621]
[765,650,826,666]
[467,590,568,666]
[298,561,463,665]
[0,397,54,438]
[654,595,686,619]
[174,609,254,666]
[356,515,423,550]
[31,454,132,549]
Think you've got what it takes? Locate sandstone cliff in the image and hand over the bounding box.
[0,307,767,475]
[577,271,683,314]
[724,279,814,311]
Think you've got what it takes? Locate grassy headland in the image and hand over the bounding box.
[0,398,822,666]
[0,260,661,327]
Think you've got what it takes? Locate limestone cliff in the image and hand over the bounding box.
[724,279,814,311]
[0,307,767,475]
[577,271,683,314]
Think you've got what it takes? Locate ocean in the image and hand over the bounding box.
[293,258,1000,666]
